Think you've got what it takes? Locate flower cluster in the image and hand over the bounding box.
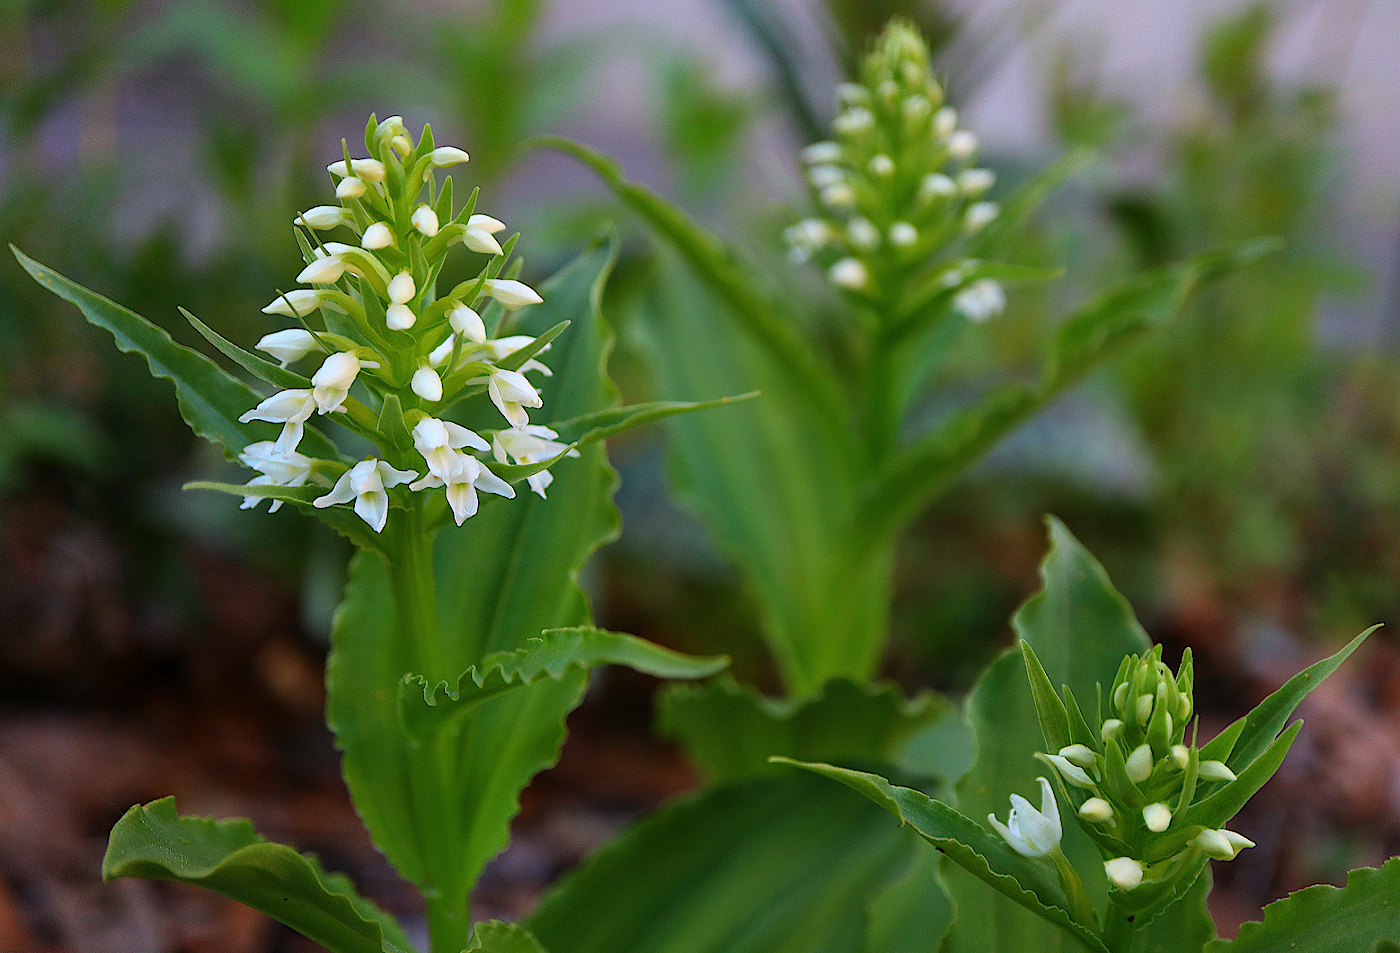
[235,115,577,532]
[1002,645,1256,896]
[784,20,1004,323]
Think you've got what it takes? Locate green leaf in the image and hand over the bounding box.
[326,240,625,916]
[529,773,919,953]
[12,246,340,461]
[1205,858,1400,953]
[400,627,727,741]
[468,921,549,953]
[939,517,1152,953]
[103,798,414,953]
[656,676,947,784]
[1179,722,1301,836]
[180,306,310,391]
[550,392,758,447]
[1199,627,1377,772]
[863,848,953,953]
[1134,866,1217,953]
[779,761,1109,953]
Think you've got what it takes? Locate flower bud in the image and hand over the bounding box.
[847,217,880,251]
[484,278,544,309]
[868,154,895,177]
[836,83,868,108]
[411,365,443,402]
[263,289,324,317]
[1143,803,1172,832]
[1126,744,1154,784]
[449,303,486,343]
[1039,753,1096,789]
[256,329,320,367]
[800,142,842,164]
[820,184,856,209]
[386,304,416,330]
[361,222,394,250]
[1104,857,1144,890]
[336,176,367,199]
[297,255,346,285]
[1192,828,1254,861]
[828,258,869,291]
[902,95,931,122]
[1101,719,1125,742]
[833,108,874,135]
[889,222,918,247]
[1079,798,1113,823]
[1058,744,1097,769]
[1198,760,1237,782]
[948,130,978,160]
[297,206,350,230]
[1136,693,1155,725]
[411,206,440,238]
[965,201,999,233]
[388,271,416,305]
[391,135,412,157]
[428,146,470,166]
[1171,744,1190,771]
[918,173,956,202]
[952,279,1006,323]
[934,106,958,138]
[958,168,995,196]
[327,158,385,182]
[808,165,846,189]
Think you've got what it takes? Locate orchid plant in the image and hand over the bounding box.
[14,114,740,953]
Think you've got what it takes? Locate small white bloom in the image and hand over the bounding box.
[376,115,407,140]
[327,158,385,183]
[868,154,895,177]
[808,165,846,189]
[820,183,856,209]
[948,130,978,160]
[1058,744,1097,769]
[1040,753,1097,789]
[297,206,350,230]
[462,213,506,255]
[902,95,931,121]
[314,459,417,533]
[237,441,314,512]
[1079,798,1113,823]
[1191,829,1254,861]
[958,168,995,196]
[386,304,416,331]
[836,83,868,108]
[410,452,514,525]
[262,289,324,317]
[411,365,443,402]
[411,206,440,238]
[889,222,918,247]
[388,271,416,305]
[1104,857,1145,890]
[847,217,880,251]
[1143,803,1172,832]
[310,352,371,414]
[833,107,874,135]
[412,417,489,482]
[484,278,543,309]
[918,173,957,202]
[449,303,487,342]
[800,141,842,164]
[483,367,543,426]
[1126,744,1154,784]
[828,258,869,291]
[336,176,366,199]
[965,201,1000,233]
[428,146,470,167]
[1197,760,1237,782]
[934,106,958,138]
[987,777,1061,858]
[239,389,317,453]
[493,424,579,499]
[953,279,1006,323]
[475,335,548,366]
[361,222,394,250]
[1101,718,1125,742]
[255,329,320,367]
[297,255,346,285]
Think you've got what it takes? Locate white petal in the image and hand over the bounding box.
[314,469,358,508]
[429,146,470,167]
[297,255,345,284]
[375,461,418,488]
[411,206,439,238]
[483,278,543,308]
[336,176,366,199]
[361,222,394,249]
[411,365,443,402]
[449,304,486,342]
[467,214,506,234]
[255,329,319,367]
[461,226,504,256]
[297,206,349,230]
[354,489,390,532]
[443,421,489,452]
[386,304,416,330]
[388,271,416,305]
[262,289,323,317]
[445,480,479,524]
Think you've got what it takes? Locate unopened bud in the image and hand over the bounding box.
[428,146,470,167]
[868,154,895,177]
[411,206,439,238]
[1079,797,1113,823]
[1058,744,1097,769]
[829,258,869,291]
[889,222,918,247]
[1126,744,1154,784]
[1101,719,1125,742]
[1104,857,1144,890]
[1171,745,1190,771]
[449,304,486,343]
[411,365,443,402]
[1136,693,1155,725]
[801,141,843,165]
[934,106,958,138]
[336,176,367,199]
[388,271,416,305]
[386,303,416,330]
[1143,803,1172,832]
[847,217,880,251]
[948,130,978,160]
[1198,761,1237,782]
[361,222,394,250]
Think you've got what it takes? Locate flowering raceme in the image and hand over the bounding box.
[233,115,570,531]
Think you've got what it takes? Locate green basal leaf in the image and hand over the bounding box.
[1198,627,1377,772]
[469,921,550,953]
[12,246,340,461]
[400,627,727,741]
[529,773,919,953]
[1205,857,1400,953]
[103,798,415,953]
[779,760,1109,953]
[327,240,630,921]
[181,306,311,391]
[656,676,947,784]
[863,847,953,953]
[550,392,758,447]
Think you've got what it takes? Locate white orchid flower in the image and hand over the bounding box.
[237,441,315,512]
[448,303,486,343]
[410,452,514,525]
[262,289,324,317]
[412,417,489,483]
[311,352,374,414]
[255,329,321,367]
[462,214,506,255]
[314,459,417,533]
[297,255,346,285]
[326,157,385,183]
[479,367,542,426]
[296,206,350,230]
[411,206,439,238]
[492,425,579,499]
[483,278,543,309]
[987,777,1062,858]
[239,389,317,452]
[361,222,394,250]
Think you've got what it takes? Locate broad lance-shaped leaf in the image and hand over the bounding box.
[401,627,727,741]
[327,239,675,924]
[1205,857,1400,953]
[104,798,415,953]
[550,392,758,446]
[468,921,549,953]
[631,256,886,694]
[12,246,340,461]
[656,676,947,784]
[778,760,1109,953]
[181,306,310,391]
[529,772,919,953]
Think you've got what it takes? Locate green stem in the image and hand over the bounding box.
[427,897,474,953]
[1101,897,1136,953]
[1050,847,1097,934]
[387,503,446,682]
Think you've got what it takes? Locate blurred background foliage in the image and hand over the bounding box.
[2,0,1399,942]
